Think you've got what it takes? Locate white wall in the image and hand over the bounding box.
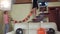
[11,4,33,22]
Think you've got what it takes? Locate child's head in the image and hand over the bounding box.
[4,11,8,14]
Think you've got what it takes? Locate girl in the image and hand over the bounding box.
[3,11,10,34]
[32,0,38,19]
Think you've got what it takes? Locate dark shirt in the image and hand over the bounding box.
[32,0,38,9]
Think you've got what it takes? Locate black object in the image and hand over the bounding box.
[39,2,47,6]
[32,0,38,9]
[47,28,55,34]
[16,28,23,34]
[32,18,41,22]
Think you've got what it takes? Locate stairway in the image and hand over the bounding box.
[32,11,50,22]
[32,12,45,22]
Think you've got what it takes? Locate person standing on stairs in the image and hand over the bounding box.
[3,11,10,34]
[31,0,38,19]
[31,0,45,22]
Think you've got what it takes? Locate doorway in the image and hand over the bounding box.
[48,7,60,31]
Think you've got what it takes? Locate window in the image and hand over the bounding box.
[0,0,12,11]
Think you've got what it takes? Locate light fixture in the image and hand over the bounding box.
[0,0,12,11]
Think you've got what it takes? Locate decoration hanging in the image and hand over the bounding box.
[11,11,33,23]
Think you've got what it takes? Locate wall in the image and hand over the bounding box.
[11,4,33,22]
[0,11,3,34]
[48,2,60,7]
[11,2,60,23]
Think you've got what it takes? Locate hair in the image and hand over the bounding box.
[4,11,8,14]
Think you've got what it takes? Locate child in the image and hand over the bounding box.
[3,11,10,34]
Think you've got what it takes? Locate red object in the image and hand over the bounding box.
[27,15,30,18]
[14,20,18,23]
[29,13,32,16]
[37,28,46,34]
[23,19,25,22]
[30,11,33,13]
[26,18,28,20]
